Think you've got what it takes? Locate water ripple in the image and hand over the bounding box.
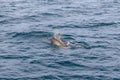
[0,0,120,79]
[7,31,52,38]
[0,55,31,59]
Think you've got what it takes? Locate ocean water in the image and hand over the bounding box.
[0,0,120,80]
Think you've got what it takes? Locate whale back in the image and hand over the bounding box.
[50,33,68,47]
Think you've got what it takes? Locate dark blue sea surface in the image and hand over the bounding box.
[0,0,120,80]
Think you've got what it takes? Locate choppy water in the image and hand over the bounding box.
[0,0,120,80]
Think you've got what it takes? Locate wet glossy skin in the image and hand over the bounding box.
[50,34,68,47]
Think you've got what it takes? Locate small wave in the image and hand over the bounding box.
[63,34,75,41]
[40,75,61,80]
[0,15,22,25]
[75,41,91,49]
[0,76,61,80]
[41,12,62,17]
[47,22,116,29]
[30,59,61,69]
[0,75,119,80]
[90,45,110,49]
[49,24,81,29]
[55,60,81,67]
[0,55,31,59]
[7,31,52,39]
[0,15,6,18]
[87,22,117,27]
[30,60,42,64]
[0,19,9,24]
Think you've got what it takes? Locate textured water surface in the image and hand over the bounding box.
[0,0,120,80]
